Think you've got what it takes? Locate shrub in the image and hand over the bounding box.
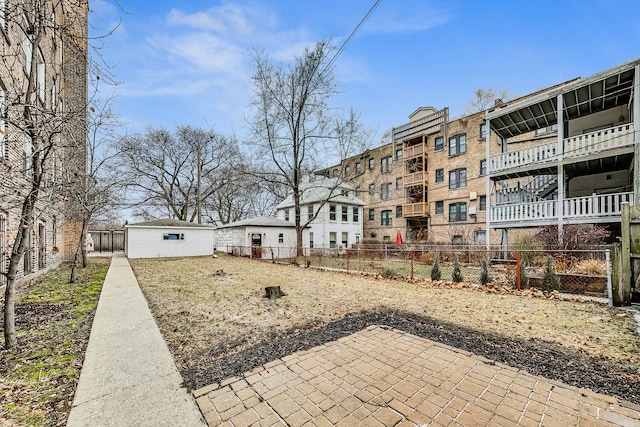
[380,267,396,279]
[571,259,607,275]
[479,257,491,285]
[535,224,610,251]
[452,254,463,283]
[540,255,560,290]
[431,252,442,280]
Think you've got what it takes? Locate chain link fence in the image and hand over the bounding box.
[223,244,611,299]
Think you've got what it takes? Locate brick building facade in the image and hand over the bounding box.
[0,0,88,284]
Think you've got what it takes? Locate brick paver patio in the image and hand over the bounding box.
[193,325,640,426]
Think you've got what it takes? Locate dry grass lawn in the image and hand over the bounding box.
[131,253,640,374]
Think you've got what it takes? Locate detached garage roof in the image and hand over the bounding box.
[216,216,296,229]
[126,219,214,228]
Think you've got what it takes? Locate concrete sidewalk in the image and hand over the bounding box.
[67,253,204,427]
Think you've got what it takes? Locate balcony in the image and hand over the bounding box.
[403,143,426,159]
[403,202,428,217]
[490,192,634,226]
[489,124,635,176]
[404,171,426,186]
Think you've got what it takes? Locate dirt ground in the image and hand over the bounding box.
[131,253,640,403]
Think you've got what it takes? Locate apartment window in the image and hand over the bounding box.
[449,168,467,189]
[435,169,444,183]
[355,186,361,196]
[329,204,336,221]
[23,133,33,174]
[309,232,314,248]
[381,210,392,226]
[353,208,359,223]
[449,134,466,156]
[395,148,403,160]
[396,177,403,190]
[342,206,348,222]
[356,162,362,173]
[307,205,314,220]
[0,89,5,160]
[341,232,348,247]
[368,157,375,170]
[345,165,350,176]
[479,195,487,211]
[278,233,284,243]
[435,137,444,151]
[479,122,487,139]
[22,29,33,75]
[285,209,290,221]
[380,183,392,200]
[381,156,392,173]
[535,124,558,136]
[435,201,444,214]
[329,232,337,248]
[37,49,45,102]
[449,203,467,222]
[368,183,375,195]
[369,208,375,221]
[396,206,403,218]
[332,168,338,177]
[480,159,487,176]
[475,230,486,243]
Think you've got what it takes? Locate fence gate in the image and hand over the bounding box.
[613,203,640,306]
[89,230,125,252]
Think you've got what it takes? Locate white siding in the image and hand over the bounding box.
[125,226,214,259]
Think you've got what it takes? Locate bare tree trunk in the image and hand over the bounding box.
[70,218,88,283]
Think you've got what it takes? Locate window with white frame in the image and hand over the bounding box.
[342,206,348,222]
[285,209,290,221]
[329,204,336,221]
[396,177,402,190]
[449,168,467,189]
[368,183,375,195]
[22,28,33,75]
[368,157,375,169]
[395,148,403,160]
[341,232,348,247]
[0,89,5,160]
[368,208,375,221]
[480,159,487,176]
[23,133,33,174]
[356,161,362,173]
[435,201,444,214]
[449,134,466,156]
[278,233,284,243]
[479,122,487,139]
[475,230,486,243]
[309,232,314,248]
[353,208,359,223]
[435,168,444,183]
[329,232,337,248]
[37,49,45,102]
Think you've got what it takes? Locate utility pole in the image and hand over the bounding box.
[196,142,202,224]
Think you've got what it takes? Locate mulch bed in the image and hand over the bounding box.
[182,308,640,405]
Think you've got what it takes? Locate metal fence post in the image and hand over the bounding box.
[516,250,521,291]
[410,249,414,280]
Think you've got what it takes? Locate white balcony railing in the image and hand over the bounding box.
[489,124,635,174]
[490,192,634,224]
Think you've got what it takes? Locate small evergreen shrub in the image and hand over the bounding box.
[541,255,561,290]
[431,252,442,281]
[452,254,463,283]
[480,257,491,285]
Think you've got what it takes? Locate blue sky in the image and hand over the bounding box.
[90,0,640,145]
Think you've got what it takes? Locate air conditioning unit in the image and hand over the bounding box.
[469,206,477,215]
[469,191,477,200]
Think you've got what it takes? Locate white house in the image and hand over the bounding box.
[213,216,300,259]
[276,177,364,249]
[124,219,215,259]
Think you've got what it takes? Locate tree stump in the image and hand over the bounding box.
[265,286,286,299]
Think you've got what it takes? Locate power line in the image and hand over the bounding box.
[325,0,382,72]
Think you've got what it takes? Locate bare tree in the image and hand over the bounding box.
[465,88,510,115]
[248,40,369,255]
[1,0,89,348]
[116,125,239,223]
[67,91,122,282]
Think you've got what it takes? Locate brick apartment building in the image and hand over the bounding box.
[0,0,88,284]
[332,57,638,246]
